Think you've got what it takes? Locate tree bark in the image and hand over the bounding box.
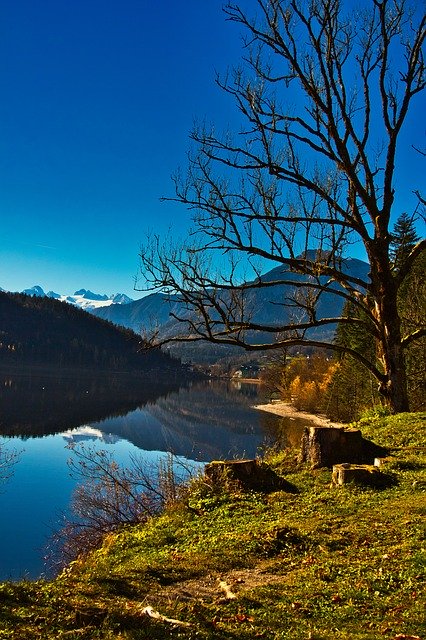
[331,463,392,488]
[298,426,388,469]
[369,248,410,412]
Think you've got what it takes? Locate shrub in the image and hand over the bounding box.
[47,445,197,572]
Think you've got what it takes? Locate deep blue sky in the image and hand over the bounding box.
[0,1,424,298]
[0,0,246,297]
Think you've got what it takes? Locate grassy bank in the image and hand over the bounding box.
[0,412,425,639]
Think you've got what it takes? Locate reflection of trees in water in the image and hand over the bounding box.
[149,382,265,435]
[0,442,20,485]
[258,413,307,450]
[0,373,287,461]
[88,381,271,461]
[0,369,181,437]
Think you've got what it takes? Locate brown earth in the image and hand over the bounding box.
[253,400,345,428]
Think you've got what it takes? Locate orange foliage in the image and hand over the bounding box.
[283,355,339,413]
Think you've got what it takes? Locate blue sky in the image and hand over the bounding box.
[0,0,246,297]
[0,1,424,299]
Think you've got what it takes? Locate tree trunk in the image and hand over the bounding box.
[370,247,410,413]
[298,426,388,469]
[331,463,392,488]
[380,347,410,413]
[379,319,410,413]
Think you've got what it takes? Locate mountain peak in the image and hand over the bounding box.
[3,284,135,310]
[22,285,45,297]
[74,289,109,301]
[110,293,133,305]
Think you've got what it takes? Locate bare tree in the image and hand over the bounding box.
[138,0,425,414]
[0,443,20,487]
[48,445,197,569]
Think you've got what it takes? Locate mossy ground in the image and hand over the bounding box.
[0,412,425,639]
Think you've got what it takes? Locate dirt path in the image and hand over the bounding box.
[151,560,286,607]
[253,400,345,428]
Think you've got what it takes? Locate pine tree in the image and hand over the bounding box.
[388,213,424,409]
[390,213,420,273]
[326,301,380,421]
[398,249,426,410]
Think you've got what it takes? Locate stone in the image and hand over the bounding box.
[374,456,394,467]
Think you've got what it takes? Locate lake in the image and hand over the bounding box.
[0,369,306,581]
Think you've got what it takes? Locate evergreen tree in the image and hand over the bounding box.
[326,301,380,421]
[398,249,426,410]
[390,213,420,273]
[389,213,425,409]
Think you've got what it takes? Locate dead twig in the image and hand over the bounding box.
[141,605,191,627]
[218,579,237,600]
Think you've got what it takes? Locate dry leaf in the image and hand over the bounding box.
[235,613,254,623]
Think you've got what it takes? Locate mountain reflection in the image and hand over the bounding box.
[0,369,276,460]
[0,368,181,437]
[60,425,122,445]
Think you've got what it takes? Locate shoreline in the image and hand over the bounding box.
[253,399,346,428]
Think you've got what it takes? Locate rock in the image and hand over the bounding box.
[298,426,388,469]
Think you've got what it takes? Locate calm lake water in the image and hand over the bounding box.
[0,370,306,581]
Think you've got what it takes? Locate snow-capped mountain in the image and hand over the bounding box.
[3,285,134,310]
[73,288,109,301]
[22,285,45,297]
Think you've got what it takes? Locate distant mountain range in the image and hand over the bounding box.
[4,285,134,310]
[2,256,370,364]
[92,256,370,362]
[0,289,188,376]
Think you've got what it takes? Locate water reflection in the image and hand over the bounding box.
[0,370,318,580]
[0,368,182,437]
[0,370,272,460]
[0,371,278,580]
[261,413,311,450]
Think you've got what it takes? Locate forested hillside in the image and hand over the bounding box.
[94,257,370,363]
[0,291,184,375]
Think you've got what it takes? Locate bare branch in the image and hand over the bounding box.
[137,0,425,413]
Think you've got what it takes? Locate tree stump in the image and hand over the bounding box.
[332,463,392,488]
[298,426,387,469]
[204,459,297,493]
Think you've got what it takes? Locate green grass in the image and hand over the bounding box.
[0,412,425,639]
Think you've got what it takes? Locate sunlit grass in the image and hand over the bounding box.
[0,412,425,639]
